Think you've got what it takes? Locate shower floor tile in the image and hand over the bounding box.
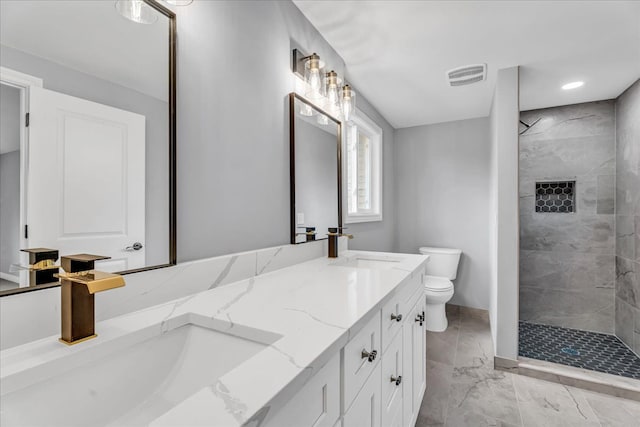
[519,321,640,380]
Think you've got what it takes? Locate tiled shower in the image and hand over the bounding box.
[518,80,640,379]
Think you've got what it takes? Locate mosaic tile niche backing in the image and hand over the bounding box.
[535,181,575,213]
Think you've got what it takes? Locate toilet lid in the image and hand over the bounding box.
[424,276,454,291]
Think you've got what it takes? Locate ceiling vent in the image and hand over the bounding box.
[446,64,487,87]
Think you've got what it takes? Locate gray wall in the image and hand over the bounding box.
[614,79,640,355]
[0,44,169,266]
[0,83,20,278]
[395,118,491,310]
[294,118,338,242]
[489,66,519,360]
[176,1,394,260]
[519,101,616,334]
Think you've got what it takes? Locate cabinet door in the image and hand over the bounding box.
[344,311,381,409]
[264,353,340,427]
[412,299,427,412]
[381,331,403,427]
[402,303,416,426]
[343,362,381,427]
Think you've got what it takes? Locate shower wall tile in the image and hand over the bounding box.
[615,256,639,309]
[577,175,598,214]
[519,100,615,143]
[616,297,637,352]
[520,285,614,334]
[616,215,635,260]
[520,213,615,253]
[615,80,640,354]
[616,169,640,216]
[520,250,614,290]
[519,100,616,334]
[519,135,615,179]
[636,216,640,263]
[635,309,640,355]
[596,175,615,214]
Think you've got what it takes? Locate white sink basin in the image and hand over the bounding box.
[333,255,405,271]
[1,323,277,426]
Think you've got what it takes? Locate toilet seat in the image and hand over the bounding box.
[424,275,454,292]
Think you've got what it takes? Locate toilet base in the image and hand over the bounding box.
[425,301,448,332]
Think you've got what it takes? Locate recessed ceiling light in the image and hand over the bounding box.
[562,81,584,90]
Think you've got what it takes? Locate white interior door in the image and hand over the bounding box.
[27,86,145,272]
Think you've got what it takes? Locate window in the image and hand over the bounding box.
[344,109,382,223]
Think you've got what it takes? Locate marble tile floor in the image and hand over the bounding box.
[417,304,640,426]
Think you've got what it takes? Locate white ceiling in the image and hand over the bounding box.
[293,1,640,128]
[0,0,169,102]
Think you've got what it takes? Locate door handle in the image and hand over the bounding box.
[124,242,143,251]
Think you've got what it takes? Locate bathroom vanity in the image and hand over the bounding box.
[0,250,429,427]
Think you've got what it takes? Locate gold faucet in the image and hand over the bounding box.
[56,254,125,345]
[19,248,60,286]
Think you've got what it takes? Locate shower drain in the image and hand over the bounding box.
[561,347,580,356]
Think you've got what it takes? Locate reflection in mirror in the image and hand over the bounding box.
[0,0,175,294]
[290,94,342,244]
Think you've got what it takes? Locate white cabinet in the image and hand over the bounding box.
[381,329,403,427]
[412,299,426,413]
[402,297,427,426]
[343,363,381,427]
[343,310,381,409]
[268,262,427,427]
[264,352,340,427]
[381,291,404,352]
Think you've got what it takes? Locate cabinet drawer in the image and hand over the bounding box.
[343,362,381,427]
[381,329,403,427]
[344,310,381,410]
[381,291,404,353]
[264,352,340,427]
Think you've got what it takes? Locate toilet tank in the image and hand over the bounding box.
[419,247,462,280]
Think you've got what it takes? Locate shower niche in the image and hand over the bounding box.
[535,180,575,213]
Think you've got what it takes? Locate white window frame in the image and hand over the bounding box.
[343,108,383,223]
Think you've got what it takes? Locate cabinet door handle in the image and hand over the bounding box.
[361,349,378,362]
[391,313,403,322]
[415,313,424,326]
[390,375,402,386]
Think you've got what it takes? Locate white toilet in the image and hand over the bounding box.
[419,247,462,332]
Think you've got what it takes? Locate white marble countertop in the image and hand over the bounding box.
[1,250,428,426]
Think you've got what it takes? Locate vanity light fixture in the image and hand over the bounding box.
[304,53,325,100]
[292,48,356,123]
[115,0,159,24]
[562,81,584,90]
[341,84,356,122]
[325,70,342,116]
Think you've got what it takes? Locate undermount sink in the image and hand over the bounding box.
[333,255,405,271]
[1,322,279,427]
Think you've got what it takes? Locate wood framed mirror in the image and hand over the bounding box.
[0,0,176,296]
[289,93,343,244]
